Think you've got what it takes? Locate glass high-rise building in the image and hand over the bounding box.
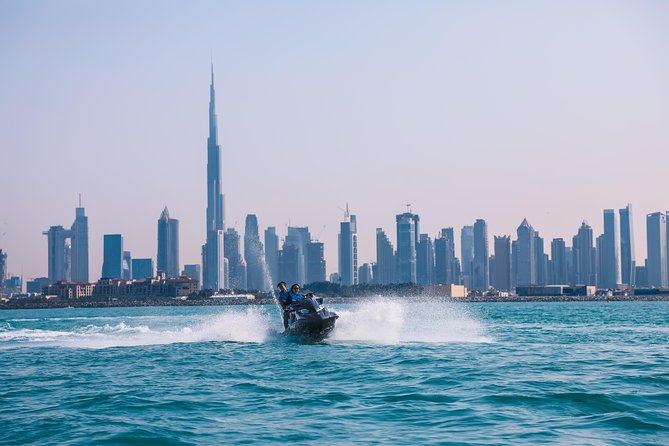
[396,212,419,284]
[573,222,596,286]
[202,64,226,291]
[306,241,326,284]
[416,234,435,286]
[601,209,621,289]
[472,219,489,291]
[157,207,179,278]
[494,235,511,292]
[244,214,266,291]
[460,226,474,288]
[646,212,668,288]
[0,249,6,289]
[264,227,279,286]
[619,204,635,288]
[132,258,154,280]
[70,201,89,283]
[535,233,548,286]
[550,238,568,285]
[376,228,395,285]
[122,251,132,280]
[285,227,311,285]
[435,228,455,285]
[224,228,246,289]
[43,203,89,284]
[279,242,299,286]
[102,234,123,279]
[358,263,373,285]
[338,209,358,286]
[44,225,70,284]
[515,219,536,286]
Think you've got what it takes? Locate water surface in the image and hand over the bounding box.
[1,300,667,445]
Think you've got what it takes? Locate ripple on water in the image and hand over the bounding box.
[0,301,668,445]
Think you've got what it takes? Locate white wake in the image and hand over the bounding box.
[330,298,492,344]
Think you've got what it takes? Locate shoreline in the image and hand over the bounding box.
[1,294,668,310]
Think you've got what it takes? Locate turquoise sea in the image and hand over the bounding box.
[0,300,667,445]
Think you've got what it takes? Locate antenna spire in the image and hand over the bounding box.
[210,50,214,83]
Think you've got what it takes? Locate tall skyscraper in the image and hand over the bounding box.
[573,222,596,286]
[376,228,396,285]
[285,227,311,285]
[494,235,511,292]
[306,241,326,284]
[202,64,226,291]
[434,228,455,285]
[550,238,568,284]
[70,200,89,282]
[667,211,669,285]
[416,234,435,285]
[358,263,373,285]
[224,228,247,289]
[0,249,6,289]
[264,227,279,286]
[646,212,668,288]
[132,258,154,280]
[472,219,489,290]
[279,242,299,286]
[515,219,536,286]
[338,208,358,286]
[157,207,180,278]
[102,234,123,279]
[619,204,635,288]
[396,212,419,284]
[601,209,621,289]
[43,225,70,284]
[460,225,474,288]
[42,202,89,285]
[122,251,132,280]
[244,214,266,291]
[535,232,548,286]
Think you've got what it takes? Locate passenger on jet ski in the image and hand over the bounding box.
[289,283,304,302]
[276,281,292,330]
[286,284,305,325]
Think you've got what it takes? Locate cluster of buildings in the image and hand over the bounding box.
[2,66,668,299]
[367,205,651,293]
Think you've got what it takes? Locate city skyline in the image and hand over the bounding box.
[1,1,669,281]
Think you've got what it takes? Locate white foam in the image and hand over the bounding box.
[330,298,493,344]
[0,300,492,348]
[0,307,276,349]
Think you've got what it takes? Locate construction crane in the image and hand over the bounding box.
[337,203,351,220]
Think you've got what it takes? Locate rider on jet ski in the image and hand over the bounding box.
[276,282,305,329]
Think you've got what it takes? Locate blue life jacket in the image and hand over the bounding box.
[278,291,291,305]
[289,290,304,302]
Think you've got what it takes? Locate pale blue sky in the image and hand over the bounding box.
[1,1,668,280]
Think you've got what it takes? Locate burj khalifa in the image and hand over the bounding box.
[202,64,226,290]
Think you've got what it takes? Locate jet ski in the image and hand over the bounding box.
[284,295,338,341]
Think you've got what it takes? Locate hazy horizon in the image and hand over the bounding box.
[1,1,668,281]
